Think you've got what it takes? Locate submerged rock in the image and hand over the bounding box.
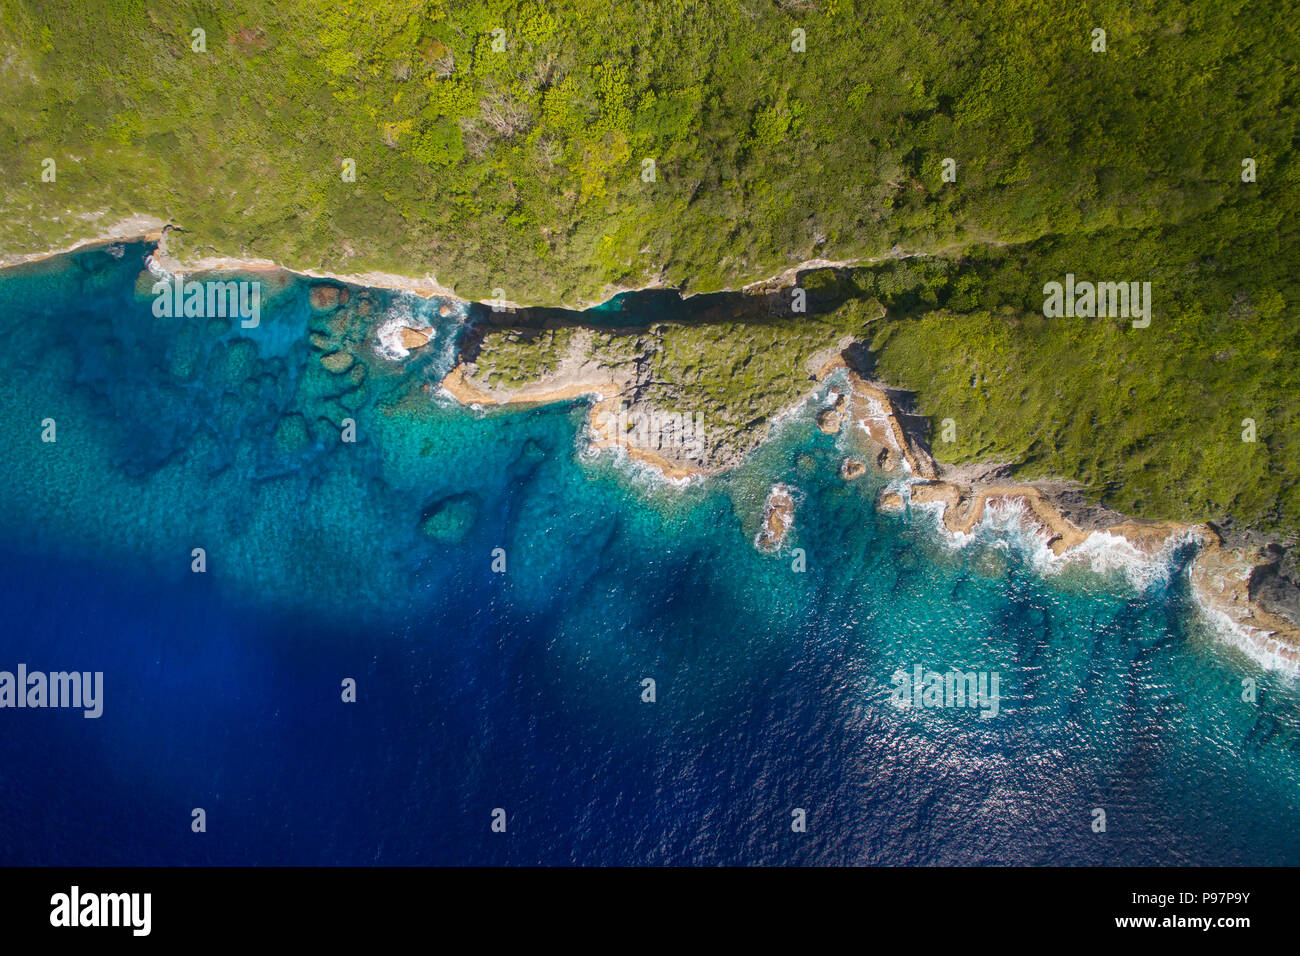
[309,283,346,312]
[841,457,866,480]
[419,493,479,544]
[972,547,1010,579]
[165,326,202,381]
[324,312,350,337]
[272,413,311,455]
[521,438,547,463]
[338,382,369,410]
[212,338,259,389]
[321,350,354,373]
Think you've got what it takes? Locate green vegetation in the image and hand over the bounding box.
[861,211,1300,534]
[0,1,1296,532]
[1,0,1294,305]
[477,327,578,387]
[639,302,879,458]
[471,299,881,463]
[471,325,645,387]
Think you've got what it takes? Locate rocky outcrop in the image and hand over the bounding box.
[814,355,937,481]
[439,333,1300,667]
[876,474,1300,667]
[755,484,795,552]
[438,326,720,480]
[1189,533,1300,668]
[825,344,1300,668]
[438,342,717,480]
[439,363,626,408]
[398,326,432,350]
[897,480,1092,553]
[586,396,713,481]
[816,394,847,435]
[816,407,842,434]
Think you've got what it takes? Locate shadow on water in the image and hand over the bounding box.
[455,267,876,362]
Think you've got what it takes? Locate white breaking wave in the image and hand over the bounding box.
[579,429,702,490]
[902,480,1197,592]
[892,476,1300,673]
[1190,593,1300,676]
[373,295,422,360]
[1048,526,1204,591]
[374,293,466,363]
[143,253,172,279]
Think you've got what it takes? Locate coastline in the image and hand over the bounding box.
[832,360,1300,670]
[148,228,464,301]
[0,223,466,302]
[0,215,168,269]
[5,230,1297,669]
[438,364,712,482]
[438,344,1300,671]
[0,223,960,310]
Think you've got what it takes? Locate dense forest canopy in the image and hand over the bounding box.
[1,0,1293,300]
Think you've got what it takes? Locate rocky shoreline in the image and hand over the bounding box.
[0,215,168,269]
[6,231,1297,670]
[811,357,1300,669]
[436,331,711,482]
[437,339,1300,670]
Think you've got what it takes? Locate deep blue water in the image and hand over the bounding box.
[0,243,1297,865]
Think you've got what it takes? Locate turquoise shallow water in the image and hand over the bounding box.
[0,242,1297,864]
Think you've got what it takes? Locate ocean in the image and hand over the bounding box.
[0,241,1296,865]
